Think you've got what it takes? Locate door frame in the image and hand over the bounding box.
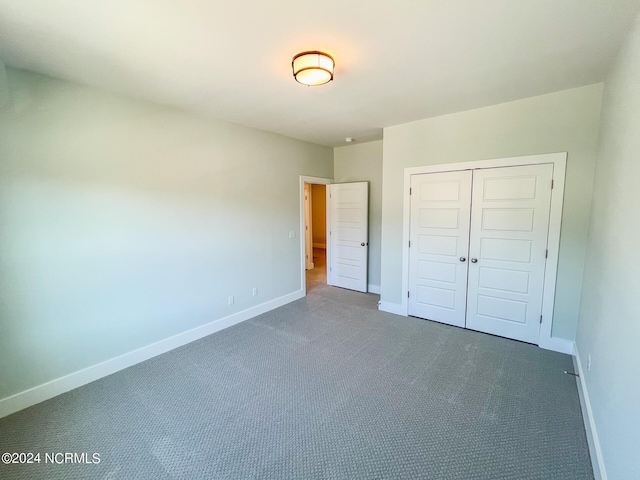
[299,176,333,294]
[398,152,568,353]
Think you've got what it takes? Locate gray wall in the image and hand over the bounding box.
[380,84,603,341]
[334,140,383,290]
[0,69,333,400]
[576,13,640,480]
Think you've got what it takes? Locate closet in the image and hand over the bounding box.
[408,163,554,344]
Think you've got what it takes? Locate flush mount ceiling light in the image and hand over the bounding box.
[292,51,334,86]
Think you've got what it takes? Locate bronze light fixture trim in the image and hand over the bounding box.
[292,51,335,86]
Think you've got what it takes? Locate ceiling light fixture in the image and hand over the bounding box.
[292,51,334,86]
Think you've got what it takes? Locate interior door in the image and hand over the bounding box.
[465,164,553,344]
[328,182,368,292]
[408,171,472,327]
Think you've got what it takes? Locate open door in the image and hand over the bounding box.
[327,182,369,292]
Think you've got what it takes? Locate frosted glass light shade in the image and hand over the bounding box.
[292,51,334,86]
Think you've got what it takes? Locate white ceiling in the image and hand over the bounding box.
[1,0,639,147]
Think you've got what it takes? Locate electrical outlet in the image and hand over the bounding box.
[228,296,234,306]
[289,231,295,239]
[252,287,258,297]
[587,354,591,371]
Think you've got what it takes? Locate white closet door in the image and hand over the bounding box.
[465,164,553,344]
[328,182,369,292]
[408,171,472,327]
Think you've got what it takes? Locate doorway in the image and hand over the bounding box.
[305,183,327,292]
[300,176,332,294]
[299,176,370,296]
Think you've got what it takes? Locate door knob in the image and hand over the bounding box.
[459,257,466,262]
[470,258,478,263]
[361,242,365,246]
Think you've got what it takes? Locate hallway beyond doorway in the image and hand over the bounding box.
[306,247,326,292]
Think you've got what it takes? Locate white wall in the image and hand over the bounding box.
[334,140,383,290]
[380,84,603,341]
[576,13,640,480]
[0,69,333,400]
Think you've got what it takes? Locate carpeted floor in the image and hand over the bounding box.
[0,284,593,479]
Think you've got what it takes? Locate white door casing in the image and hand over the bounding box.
[328,182,369,293]
[408,171,472,327]
[465,164,553,344]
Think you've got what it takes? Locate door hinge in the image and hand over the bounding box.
[408,291,410,298]
[545,249,548,259]
[409,187,412,195]
[540,315,543,324]
[408,240,411,248]
[306,226,308,230]
[551,180,554,189]
[329,230,332,236]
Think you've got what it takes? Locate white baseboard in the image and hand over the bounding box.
[312,243,326,249]
[539,336,575,355]
[367,284,380,294]
[574,345,607,480]
[0,289,305,419]
[378,301,406,316]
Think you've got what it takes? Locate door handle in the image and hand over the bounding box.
[361,242,366,246]
[470,258,478,263]
[459,257,466,262]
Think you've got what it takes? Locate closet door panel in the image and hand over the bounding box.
[466,164,553,344]
[408,171,472,327]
